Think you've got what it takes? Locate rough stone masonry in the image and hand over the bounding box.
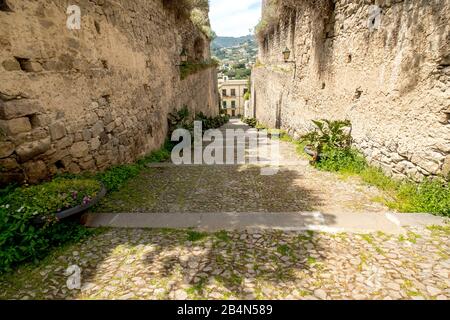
[0,0,218,185]
[252,0,450,181]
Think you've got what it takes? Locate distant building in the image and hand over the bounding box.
[218,77,248,117]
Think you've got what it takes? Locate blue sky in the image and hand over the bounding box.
[209,0,262,37]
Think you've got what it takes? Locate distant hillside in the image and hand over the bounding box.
[212,35,257,80]
[212,35,255,49]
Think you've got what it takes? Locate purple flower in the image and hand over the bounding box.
[82,196,92,205]
[72,191,78,200]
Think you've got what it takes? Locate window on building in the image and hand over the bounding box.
[222,89,227,96]
[231,101,236,108]
[243,88,248,95]
[231,89,236,96]
[222,101,227,109]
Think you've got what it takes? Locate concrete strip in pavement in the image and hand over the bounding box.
[84,211,448,235]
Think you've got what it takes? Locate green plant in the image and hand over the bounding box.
[267,121,449,217]
[180,60,218,80]
[186,230,208,242]
[301,119,352,157]
[241,117,258,128]
[98,165,141,192]
[168,105,194,136]
[394,179,450,216]
[316,147,367,174]
[99,140,174,192]
[196,112,230,132]
[0,177,101,273]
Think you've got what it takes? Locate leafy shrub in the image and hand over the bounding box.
[241,117,258,128]
[0,177,101,273]
[301,119,352,157]
[316,147,367,174]
[196,112,230,131]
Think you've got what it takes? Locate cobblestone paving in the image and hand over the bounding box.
[97,130,388,214]
[1,227,448,300]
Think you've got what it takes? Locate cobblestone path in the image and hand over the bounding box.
[1,227,448,300]
[1,120,448,300]
[98,119,388,214]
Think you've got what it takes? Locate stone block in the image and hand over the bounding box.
[91,121,104,137]
[0,99,43,120]
[443,155,450,178]
[79,159,96,170]
[68,162,81,174]
[2,59,21,71]
[49,121,66,140]
[70,141,89,158]
[411,155,440,174]
[103,112,113,124]
[20,60,43,73]
[56,136,73,149]
[13,128,48,145]
[86,113,99,126]
[82,129,92,141]
[105,121,115,133]
[0,141,15,158]
[30,114,51,127]
[0,157,19,170]
[90,137,101,150]
[16,138,51,163]
[23,160,48,184]
[0,117,32,135]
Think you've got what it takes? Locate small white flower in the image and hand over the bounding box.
[17,206,24,213]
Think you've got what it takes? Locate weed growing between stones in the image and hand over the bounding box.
[179,60,218,80]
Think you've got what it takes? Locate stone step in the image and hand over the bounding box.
[84,211,448,235]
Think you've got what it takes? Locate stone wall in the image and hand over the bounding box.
[0,0,218,185]
[252,0,450,180]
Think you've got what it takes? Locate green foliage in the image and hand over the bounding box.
[0,177,101,273]
[195,112,230,132]
[316,148,367,174]
[99,141,174,192]
[168,106,194,136]
[316,148,449,216]
[290,119,449,217]
[187,230,208,242]
[395,179,450,216]
[255,0,281,41]
[98,165,141,193]
[241,117,257,128]
[180,60,219,80]
[168,106,229,139]
[215,230,231,242]
[360,167,399,191]
[243,91,251,101]
[301,119,352,157]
